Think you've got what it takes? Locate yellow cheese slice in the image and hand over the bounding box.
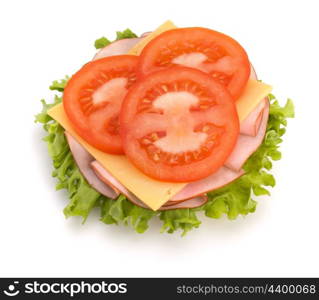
[48,104,186,211]
[236,80,272,121]
[127,20,177,55]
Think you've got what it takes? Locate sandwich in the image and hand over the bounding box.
[35,21,294,235]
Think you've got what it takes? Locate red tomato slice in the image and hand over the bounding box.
[120,67,240,182]
[138,28,250,100]
[63,55,139,154]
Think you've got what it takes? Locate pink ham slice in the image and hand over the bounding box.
[65,132,119,199]
[140,31,152,38]
[160,196,208,210]
[90,161,207,210]
[225,98,270,171]
[170,166,244,201]
[92,37,142,60]
[240,100,266,136]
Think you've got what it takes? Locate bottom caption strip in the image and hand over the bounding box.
[1,278,318,299]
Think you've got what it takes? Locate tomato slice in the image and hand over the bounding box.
[63,55,139,154]
[120,67,240,182]
[138,28,250,99]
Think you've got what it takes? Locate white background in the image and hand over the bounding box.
[0,0,318,277]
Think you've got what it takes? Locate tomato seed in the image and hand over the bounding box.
[150,133,159,141]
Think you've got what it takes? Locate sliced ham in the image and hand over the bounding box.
[225,98,270,171]
[127,195,207,210]
[160,196,208,210]
[240,100,266,136]
[65,132,119,199]
[140,31,152,38]
[171,166,244,201]
[92,37,142,60]
[250,64,257,80]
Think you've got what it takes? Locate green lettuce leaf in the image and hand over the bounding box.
[100,195,157,233]
[49,76,69,92]
[94,37,111,49]
[160,209,201,236]
[36,31,294,235]
[94,28,137,49]
[36,94,101,221]
[115,29,137,40]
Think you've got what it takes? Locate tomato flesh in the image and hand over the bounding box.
[63,55,139,154]
[120,67,240,182]
[138,27,250,99]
